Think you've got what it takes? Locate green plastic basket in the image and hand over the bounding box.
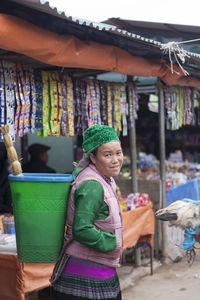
[9,173,73,263]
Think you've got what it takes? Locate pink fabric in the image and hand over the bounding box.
[64,256,116,278]
[65,164,123,268]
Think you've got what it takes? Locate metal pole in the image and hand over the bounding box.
[129,119,141,265]
[130,121,138,193]
[158,83,167,260]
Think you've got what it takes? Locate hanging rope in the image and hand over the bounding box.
[160,38,200,76]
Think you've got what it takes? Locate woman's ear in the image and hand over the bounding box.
[89,153,96,165]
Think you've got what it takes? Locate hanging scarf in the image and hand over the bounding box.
[34,70,43,131]
[114,83,122,133]
[73,78,82,135]
[2,61,15,141]
[111,83,115,129]
[15,63,25,137]
[106,82,112,127]
[94,80,101,125]
[29,67,37,133]
[20,66,31,135]
[49,71,60,136]
[120,84,128,136]
[66,75,74,137]
[80,80,87,133]
[60,74,67,136]
[178,87,184,128]
[13,63,21,136]
[99,81,107,125]
[41,71,51,136]
[0,61,5,141]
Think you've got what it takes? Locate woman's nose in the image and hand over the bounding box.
[112,155,118,163]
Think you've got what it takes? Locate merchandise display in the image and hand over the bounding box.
[120,150,200,190]
[0,61,139,141]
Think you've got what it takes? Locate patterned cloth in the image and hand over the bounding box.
[53,256,121,300]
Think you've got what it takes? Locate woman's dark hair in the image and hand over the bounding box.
[89,148,98,164]
[90,148,98,156]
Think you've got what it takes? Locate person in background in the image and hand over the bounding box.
[23,143,56,173]
[0,142,13,214]
[51,124,124,300]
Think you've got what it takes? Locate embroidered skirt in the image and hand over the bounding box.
[53,256,121,300]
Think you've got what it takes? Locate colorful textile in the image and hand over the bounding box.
[29,67,37,133]
[0,62,5,141]
[106,83,112,127]
[2,61,15,141]
[114,83,122,133]
[53,256,121,300]
[73,79,83,134]
[34,70,43,130]
[99,81,107,125]
[66,76,74,137]
[49,71,60,136]
[120,85,128,136]
[41,71,51,136]
[128,83,139,128]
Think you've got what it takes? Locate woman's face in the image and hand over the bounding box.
[89,140,123,178]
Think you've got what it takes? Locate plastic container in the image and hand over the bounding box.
[9,173,73,263]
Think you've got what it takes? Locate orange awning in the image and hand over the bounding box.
[0,14,199,87]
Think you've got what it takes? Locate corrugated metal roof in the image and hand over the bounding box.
[10,0,200,60]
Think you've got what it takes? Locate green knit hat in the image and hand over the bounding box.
[82,125,120,154]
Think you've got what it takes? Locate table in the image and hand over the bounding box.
[122,202,155,275]
[0,254,54,300]
[0,203,154,300]
[122,202,155,249]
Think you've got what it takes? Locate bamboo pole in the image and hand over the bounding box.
[0,125,22,176]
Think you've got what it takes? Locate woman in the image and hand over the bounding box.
[52,124,124,300]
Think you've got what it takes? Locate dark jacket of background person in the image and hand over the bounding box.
[0,142,13,213]
[23,143,56,173]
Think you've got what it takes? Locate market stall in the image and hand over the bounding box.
[0,1,200,286]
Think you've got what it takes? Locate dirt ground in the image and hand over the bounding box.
[122,250,200,300]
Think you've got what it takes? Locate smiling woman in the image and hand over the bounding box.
[51,125,124,300]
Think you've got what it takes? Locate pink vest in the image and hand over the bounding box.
[65,164,123,268]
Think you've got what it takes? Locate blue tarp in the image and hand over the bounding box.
[166,178,200,206]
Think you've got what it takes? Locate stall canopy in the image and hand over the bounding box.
[0,0,200,87]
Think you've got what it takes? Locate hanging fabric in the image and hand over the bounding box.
[114,83,122,134]
[41,71,51,136]
[65,75,74,137]
[20,66,31,135]
[28,67,37,133]
[99,81,107,126]
[49,71,60,136]
[60,74,67,136]
[94,80,101,125]
[0,62,5,141]
[128,83,139,128]
[178,87,184,128]
[106,82,112,127]
[2,61,15,141]
[34,70,43,131]
[120,84,128,136]
[110,83,116,129]
[164,87,180,130]
[13,63,21,136]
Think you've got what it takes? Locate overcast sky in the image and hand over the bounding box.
[48,0,200,26]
